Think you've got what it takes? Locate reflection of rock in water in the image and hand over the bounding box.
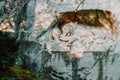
[18,37,120,80]
[71,58,79,80]
[90,51,116,80]
[71,58,87,80]
[97,57,103,80]
[93,53,104,80]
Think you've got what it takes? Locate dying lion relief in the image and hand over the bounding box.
[37,9,117,39]
[57,9,115,33]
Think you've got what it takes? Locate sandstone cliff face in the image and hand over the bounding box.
[1,0,120,80]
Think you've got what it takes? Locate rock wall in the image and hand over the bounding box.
[17,0,120,80]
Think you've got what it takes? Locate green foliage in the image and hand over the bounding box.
[0,66,45,80]
[0,31,45,80]
[0,77,10,80]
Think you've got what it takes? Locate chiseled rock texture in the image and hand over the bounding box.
[15,0,120,80]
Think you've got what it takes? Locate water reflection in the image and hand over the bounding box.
[71,58,80,80]
[93,52,107,80]
[96,53,103,80]
[19,41,120,80]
